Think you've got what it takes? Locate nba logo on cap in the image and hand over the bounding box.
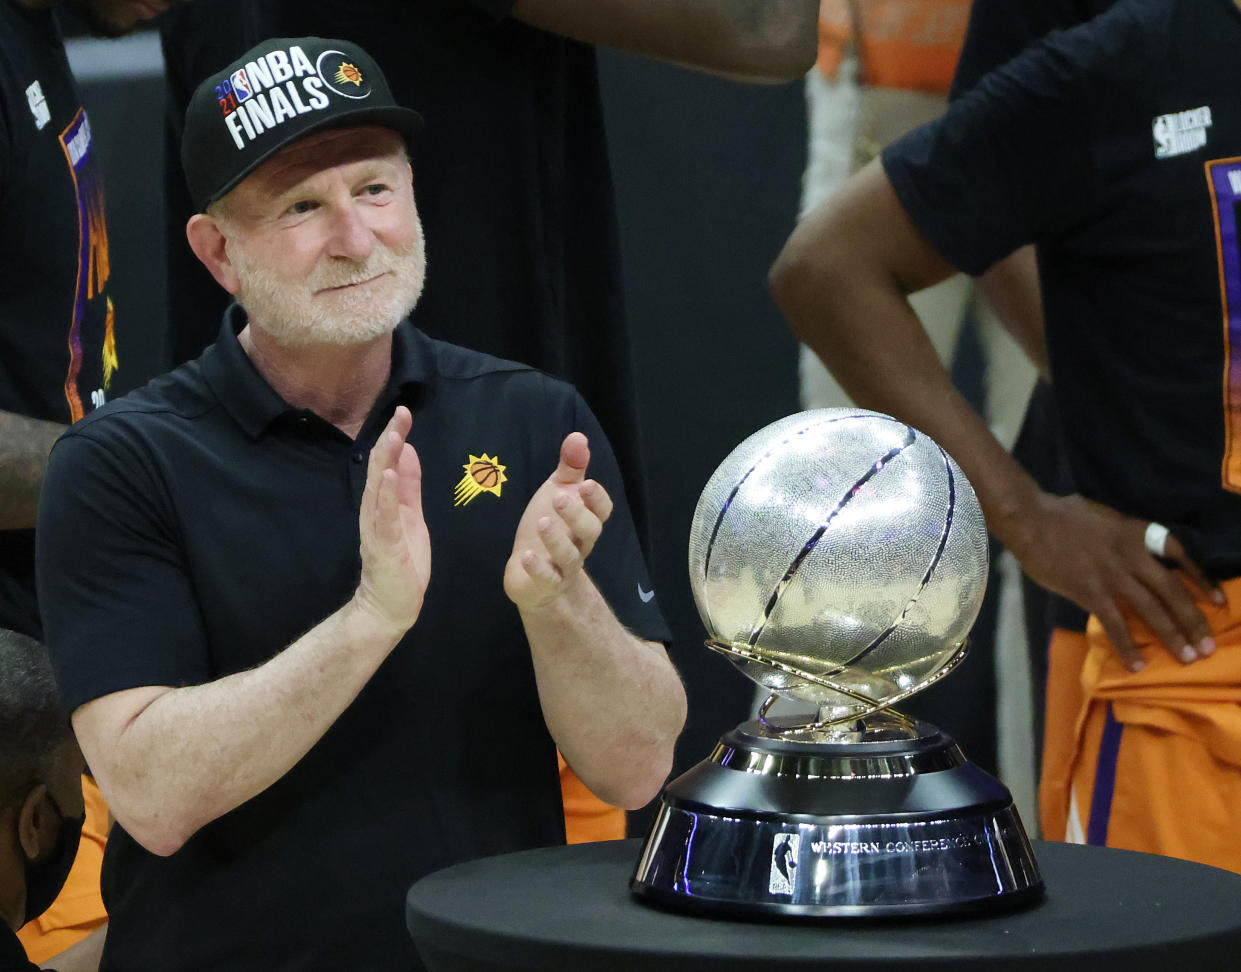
[216,69,254,118]
[230,69,253,103]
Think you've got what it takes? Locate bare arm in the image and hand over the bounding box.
[0,411,65,529]
[771,161,1036,549]
[70,408,430,856]
[975,245,1050,381]
[510,0,818,82]
[505,434,686,810]
[769,160,1221,669]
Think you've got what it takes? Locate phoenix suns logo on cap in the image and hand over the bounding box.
[318,50,374,100]
[454,454,508,507]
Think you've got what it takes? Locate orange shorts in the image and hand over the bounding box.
[1040,576,1241,873]
[18,775,109,963]
[817,0,971,93]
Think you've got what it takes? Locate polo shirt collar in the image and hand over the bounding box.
[200,304,432,439]
[388,318,436,393]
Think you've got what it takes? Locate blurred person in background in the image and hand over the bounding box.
[1,0,194,965]
[0,628,88,972]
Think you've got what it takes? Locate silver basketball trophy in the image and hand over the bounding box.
[632,409,1043,917]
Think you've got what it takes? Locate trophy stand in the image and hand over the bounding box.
[631,702,1043,917]
[631,408,1045,919]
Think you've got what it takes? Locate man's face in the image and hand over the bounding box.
[59,0,184,38]
[217,127,426,349]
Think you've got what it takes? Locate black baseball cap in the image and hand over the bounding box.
[182,36,423,212]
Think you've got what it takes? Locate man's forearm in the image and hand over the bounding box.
[520,575,686,811]
[73,597,408,857]
[0,410,66,529]
[511,0,818,82]
[976,246,1050,381]
[792,295,1042,547]
[768,166,1045,550]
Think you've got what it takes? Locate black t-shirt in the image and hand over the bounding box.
[37,313,669,970]
[883,0,1241,573]
[949,0,1119,99]
[0,0,116,637]
[158,0,649,539]
[0,927,39,972]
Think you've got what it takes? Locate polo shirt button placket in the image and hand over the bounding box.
[349,449,366,509]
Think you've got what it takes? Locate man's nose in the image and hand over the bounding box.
[326,203,376,262]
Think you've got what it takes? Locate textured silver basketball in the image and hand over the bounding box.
[688,408,989,714]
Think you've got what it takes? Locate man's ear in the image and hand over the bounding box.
[186,214,241,295]
[17,784,48,861]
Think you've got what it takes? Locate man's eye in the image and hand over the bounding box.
[363,184,389,197]
[287,200,316,215]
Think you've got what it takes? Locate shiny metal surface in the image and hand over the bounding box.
[752,706,925,743]
[632,725,1043,917]
[744,705,923,744]
[710,739,963,781]
[687,409,989,721]
[632,800,1042,917]
[636,411,1040,918]
[716,639,969,729]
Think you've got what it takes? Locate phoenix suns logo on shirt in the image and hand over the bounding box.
[454,454,508,507]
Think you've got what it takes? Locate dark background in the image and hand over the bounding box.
[599,53,807,826]
[70,25,807,831]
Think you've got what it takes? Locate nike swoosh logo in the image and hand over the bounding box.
[637,583,655,603]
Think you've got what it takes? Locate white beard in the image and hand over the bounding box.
[230,211,427,348]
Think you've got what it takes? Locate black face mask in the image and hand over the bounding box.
[22,793,84,926]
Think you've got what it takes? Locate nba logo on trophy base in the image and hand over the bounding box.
[631,409,1043,917]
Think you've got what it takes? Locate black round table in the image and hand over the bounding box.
[406,838,1241,971]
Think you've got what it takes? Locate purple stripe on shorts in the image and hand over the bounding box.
[1086,701,1124,846]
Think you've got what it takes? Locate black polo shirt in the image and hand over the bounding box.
[36,309,670,970]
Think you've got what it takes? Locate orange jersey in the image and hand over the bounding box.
[18,775,109,963]
[559,751,625,843]
[1041,576,1241,873]
[817,0,971,94]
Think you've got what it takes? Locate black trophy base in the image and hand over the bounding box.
[631,715,1043,918]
